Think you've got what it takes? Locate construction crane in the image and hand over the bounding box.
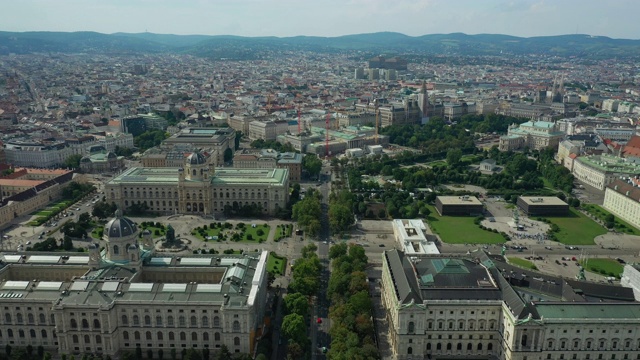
[297,106,302,134]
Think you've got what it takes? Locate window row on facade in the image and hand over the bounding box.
[4,313,55,326]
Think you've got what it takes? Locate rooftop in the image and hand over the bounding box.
[437,196,482,205]
[518,196,568,206]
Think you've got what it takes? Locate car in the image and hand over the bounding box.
[26,241,31,245]
[321,347,328,354]
[379,244,385,247]
[571,257,577,261]
[317,318,322,324]
[75,208,80,211]
[617,258,626,264]
[545,246,552,250]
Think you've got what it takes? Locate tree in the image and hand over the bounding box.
[281,313,307,349]
[63,236,74,251]
[446,148,463,167]
[284,292,308,317]
[147,349,153,360]
[217,345,232,360]
[92,201,117,219]
[328,203,354,235]
[157,349,164,360]
[37,345,44,360]
[302,154,322,179]
[64,154,83,169]
[135,346,142,360]
[5,344,11,357]
[170,349,177,360]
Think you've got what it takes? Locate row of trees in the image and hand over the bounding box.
[249,139,295,153]
[328,189,355,235]
[28,236,74,252]
[134,129,169,152]
[61,213,93,239]
[62,182,96,201]
[327,243,379,359]
[281,244,322,359]
[291,188,322,236]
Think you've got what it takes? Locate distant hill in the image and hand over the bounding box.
[1,31,639,59]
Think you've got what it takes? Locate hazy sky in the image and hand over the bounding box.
[3,0,639,39]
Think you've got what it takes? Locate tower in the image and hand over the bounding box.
[184,152,209,181]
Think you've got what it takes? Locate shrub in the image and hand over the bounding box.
[247,234,253,240]
[210,223,216,228]
[203,225,208,230]
[237,222,245,229]
[257,229,265,236]
[154,229,160,236]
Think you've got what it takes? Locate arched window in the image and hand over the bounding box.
[133,315,139,326]
[96,335,102,344]
[234,337,240,346]
[145,315,151,326]
[82,319,89,329]
[193,169,197,176]
[427,343,431,350]
[41,330,47,338]
[202,316,209,327]
[84,335,90,344]
[156,316,163,326]
[50,314,55,324]
[28,314,34,324]
[457,343,462,350]
[7,329,12,338]
[478,343,483,351]
[146,331,152,340]
[180,332,186,341]
[113,245,120,255]
[179,316,186,326]
[94,319,100,329]
[190,316,197,327]
[39,314,46,324]
[488,343,493,351]
[134,331,140,340]
[437,343,442,350]
[168,316,174,326]
[72,335,78,344]
[467,343,472,351]
[408,347,413,355]
[215,332,220,341]
[459,321,465,330]
[521,334,528,347]
[233,321,240,332]
[169,332,175,341]
[71,319,77,328]
[122,315,128,325]
[157,332,163,341]
[408,321,415,334]
[16,314,23,324]
[4,314,10,323]
[30,329,36,338]
[123,331,129,340]
[213,316,220,327]
[447,343,452,350]
[203,332,209,341]
[192,332,198,341]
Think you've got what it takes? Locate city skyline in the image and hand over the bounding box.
[3,0,640,40]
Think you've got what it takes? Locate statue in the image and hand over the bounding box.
[166,225,177,245]
[577,266,586,281]
[501,245,506,256]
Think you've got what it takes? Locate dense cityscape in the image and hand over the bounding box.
[3,25,640,360]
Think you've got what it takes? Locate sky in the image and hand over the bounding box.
[3,0,640,39]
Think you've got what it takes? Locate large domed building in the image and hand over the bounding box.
[0,210,271,357]
[105,151,290,216]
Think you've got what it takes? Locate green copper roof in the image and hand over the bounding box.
[535,304,640,319]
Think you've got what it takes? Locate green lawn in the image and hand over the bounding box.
[243,225,270,242]
[580,258,624,278]
[274,224,293,242]
[508,257,537,270]
[140,225,166,238]
[91,227,104,240]
[544,209,607,245]
[192,227,223,241]
[425,205,505,244]
[583,204,640,235]
[267,252,287,275]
